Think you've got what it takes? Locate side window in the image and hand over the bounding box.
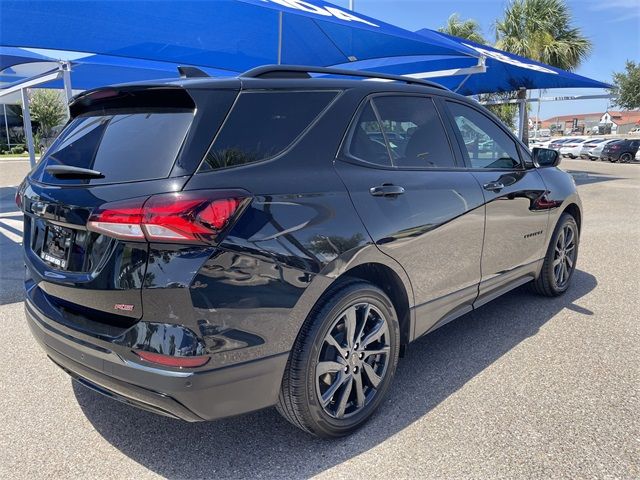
[347,101,392,167]
[347,96,456,169]
[447,101,522,169]
[200,91,337,171]
[374,96,456,168]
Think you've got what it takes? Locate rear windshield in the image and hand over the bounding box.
[33,110,193,185]
[199,90,337,171]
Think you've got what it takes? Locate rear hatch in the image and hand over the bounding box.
[19,84,238,336]
[602,141,622,155]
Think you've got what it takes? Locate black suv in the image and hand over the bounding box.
[600,139,640,163]
[17,66,581,438]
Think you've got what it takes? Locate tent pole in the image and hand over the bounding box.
[534,89,541,138]
[3,103,10,148]
[61,61,73,106]
[454,74,472,93]
[518,88,526,141]
[349,0,354,10]
[20,89,36,167]
[277,11,283,65]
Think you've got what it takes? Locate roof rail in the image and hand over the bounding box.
[240,65,448,90]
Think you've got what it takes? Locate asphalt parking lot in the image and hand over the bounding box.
[0,158,638,479]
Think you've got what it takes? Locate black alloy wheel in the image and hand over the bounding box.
[551,223,577,289]
[316,302,390,419]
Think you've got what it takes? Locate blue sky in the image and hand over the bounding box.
[332,0,640,119]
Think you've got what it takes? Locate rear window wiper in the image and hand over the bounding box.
[45,165,105,179]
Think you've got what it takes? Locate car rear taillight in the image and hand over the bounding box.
[135,350,210,368]
[87,190,248,243]
[15,190,22,210]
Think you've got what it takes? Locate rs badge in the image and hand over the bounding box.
[114,304,135,312]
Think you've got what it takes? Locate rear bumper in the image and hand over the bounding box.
[26,298,289,422]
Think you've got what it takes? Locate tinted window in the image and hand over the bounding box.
[347,101,391,167]
[373,96,456,168]
[36,111,193,185]
[200,91,336,170]
[447,101,521,169]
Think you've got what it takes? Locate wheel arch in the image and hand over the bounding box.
[340,262,412,348]
[562,202,582,232]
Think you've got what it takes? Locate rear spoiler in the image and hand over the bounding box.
[69,86,196,118]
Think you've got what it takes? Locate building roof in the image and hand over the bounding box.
[540,111,640,129]
[606,111,640,126]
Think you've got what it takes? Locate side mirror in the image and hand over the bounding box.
[533,147,560,168]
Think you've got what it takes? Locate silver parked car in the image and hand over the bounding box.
[579,138,606,159]
[589,139,619,161]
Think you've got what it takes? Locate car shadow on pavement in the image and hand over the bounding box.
[566,170,623,186]
[73,269,597,479]
[0,186,25,305]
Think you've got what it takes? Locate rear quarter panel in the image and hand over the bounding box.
[154,88,414,368]
[536,166,582,245]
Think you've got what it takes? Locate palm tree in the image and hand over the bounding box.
[438,13,486,44]
[495,0,592,142]
[439,14,518,129]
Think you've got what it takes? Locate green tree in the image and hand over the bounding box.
[438,13,486,44]
[439,14,517,129]
[611,61,640,111]
[495,0,592,142]
[28,89,67,137]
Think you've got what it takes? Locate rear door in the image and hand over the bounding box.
[443,100,549,305]
[19,86,237,328]
[334,94,485,337]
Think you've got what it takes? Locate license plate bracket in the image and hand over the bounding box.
[40,225,73,269]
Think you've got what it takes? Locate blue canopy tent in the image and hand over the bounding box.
[0,0,478,71]
[0,0,484,165]
[3,55,236,91]
[328,30,611,138]
[0,1,612,161]
[0,47,55,71]
[330,31,611,95]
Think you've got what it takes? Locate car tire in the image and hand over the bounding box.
[276,280,400,437]
[620,153,632,163]
[532,213,579,297]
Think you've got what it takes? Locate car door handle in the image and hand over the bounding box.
[369,185,405,197]
[483,181,505,192]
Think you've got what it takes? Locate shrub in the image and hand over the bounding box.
[10,145,25,154]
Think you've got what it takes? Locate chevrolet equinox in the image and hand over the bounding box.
[17,65,581,437]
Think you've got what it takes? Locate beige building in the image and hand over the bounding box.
[541,110,640,135]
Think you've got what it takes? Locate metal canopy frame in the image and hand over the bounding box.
[0,61,73,166]
[478,93,614,139]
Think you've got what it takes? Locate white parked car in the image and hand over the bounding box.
[589,139,620,161]
[636,149,640,162]
[579,138,606,158]
[559,138,589,158]
[530,137,552,148]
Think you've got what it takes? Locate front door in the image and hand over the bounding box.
[335,94,485,337]
[444,100,549,303]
